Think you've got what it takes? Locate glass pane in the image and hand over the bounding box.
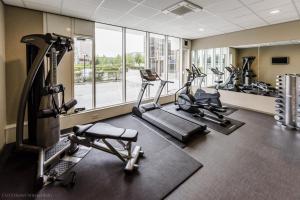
[183,49,190,85]
[73,37,93,110]
[149,33,166,97]
[196,50,205,87]
[126,29,146,102]
[215,48,221,69]
[95,24,123,107]
[167,37,180,93]
[191,50,196,64]
[206,49,214,86]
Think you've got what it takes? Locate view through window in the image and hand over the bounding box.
[167,37,180,93]
[126,29,146,102]
[95,24,123,107]
[73,37,93,110]
[149,33,166,97]
[73,23,184,110]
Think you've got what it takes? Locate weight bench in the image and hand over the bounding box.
[68,123,143,171]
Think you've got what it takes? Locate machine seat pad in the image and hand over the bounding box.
[74,123,138,142]
[73,124,94,135]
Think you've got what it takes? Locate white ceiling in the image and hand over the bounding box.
[3,0,300,39]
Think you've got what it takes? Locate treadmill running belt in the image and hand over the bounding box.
[142,109,206,142]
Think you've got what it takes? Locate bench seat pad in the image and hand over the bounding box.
[73,123,138,142]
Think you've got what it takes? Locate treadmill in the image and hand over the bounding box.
[132,69,207,142]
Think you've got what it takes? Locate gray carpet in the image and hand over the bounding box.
[220,105,239,116]
[36,115,202,200]
[166,109,300,200]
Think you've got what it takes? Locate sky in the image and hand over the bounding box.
[95,28,145,57]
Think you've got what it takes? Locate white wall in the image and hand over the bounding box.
[202,88,275,115]
[0,1,6,150]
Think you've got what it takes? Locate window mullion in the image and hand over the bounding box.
[92,32,96,109]
[122,28,126,103]
[165,35,168,94]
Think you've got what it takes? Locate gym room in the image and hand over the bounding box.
[0,0,300,199]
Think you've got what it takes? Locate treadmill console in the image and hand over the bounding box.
[140,69,159,81]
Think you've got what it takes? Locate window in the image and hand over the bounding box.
[196,50,205,71]
[167,37,180,93]
[126,29,146,102]
[73,37,93,110]
[73,23,186,110]
[206,49,214,86]
[215,48,221,69]
[182,48,190,85]
[95,24,123,107]
[149,33,166,97]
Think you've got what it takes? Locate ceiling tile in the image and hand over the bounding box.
[142,0,182,10]
[256,3,299,23]
[114,14,144,27]
[3,0,24,7]
[231,14,267,29]
[205,0,243,13]
[23,0,61,13]
[130,4,160,18]
[94,7,123,23]
[101,0,137,13]
[149,13,177,23]
[62,0,103,18]
[246,0,292,12]
[128,0,144,3]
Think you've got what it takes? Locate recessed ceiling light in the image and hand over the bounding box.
[198,28,204,32]
[270,9,280,14]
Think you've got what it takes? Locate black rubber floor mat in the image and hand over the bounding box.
[37,115,203,200]
[163,104,245,135]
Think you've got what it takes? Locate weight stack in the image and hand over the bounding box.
[296,75,300,129]
[274,74,299,129]
[274,75,285,125]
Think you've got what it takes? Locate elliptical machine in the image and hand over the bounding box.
[175,65,230,126]
[216,65,241,92]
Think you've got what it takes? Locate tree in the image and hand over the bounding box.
[135,53,144,67]
[126,54,134,68]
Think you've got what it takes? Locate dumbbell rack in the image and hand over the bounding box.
[274,74,300,129]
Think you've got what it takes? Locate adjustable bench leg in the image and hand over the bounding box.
[102,139,126,162]
[125,146,142,171]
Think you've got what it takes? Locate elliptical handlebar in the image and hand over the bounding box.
[210,67,224,76]
[191,64,207,77]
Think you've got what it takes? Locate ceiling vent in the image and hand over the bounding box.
[162,1,203,16]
